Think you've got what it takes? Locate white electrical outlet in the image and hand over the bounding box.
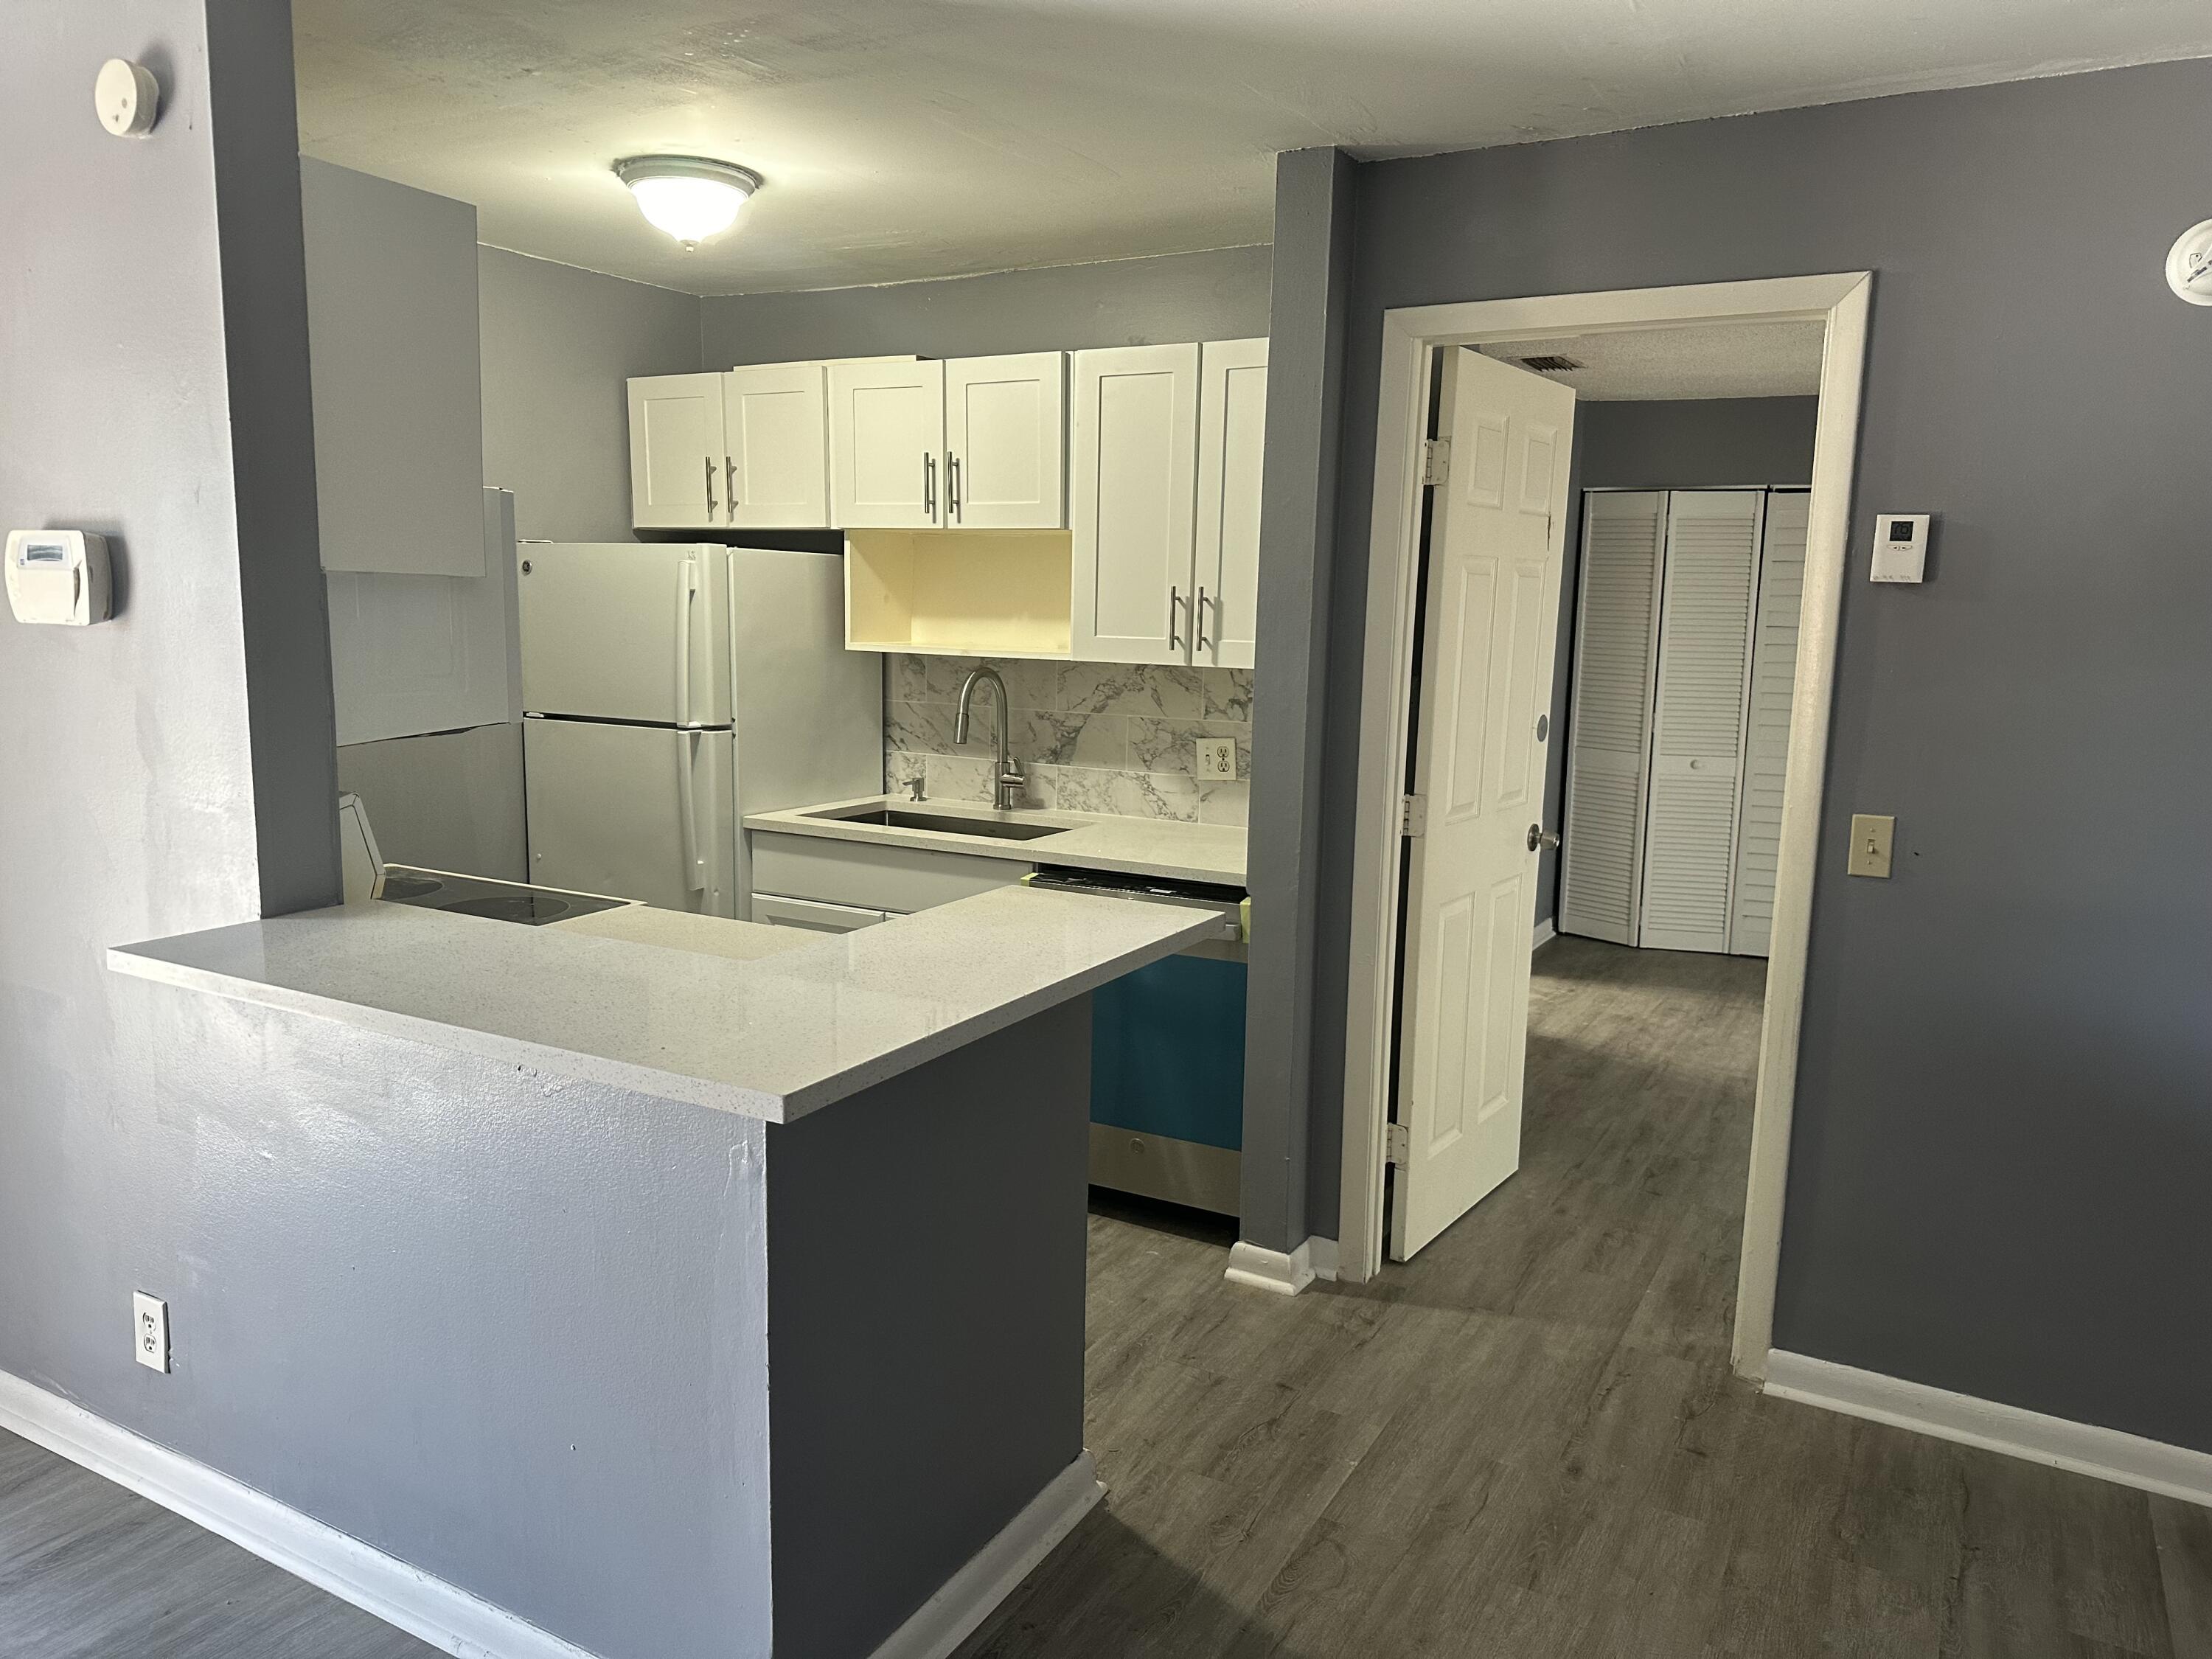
[133,1292,169,1373]
[1196,737,1237,780]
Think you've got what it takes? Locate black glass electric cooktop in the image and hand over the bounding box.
[375,866,633,927]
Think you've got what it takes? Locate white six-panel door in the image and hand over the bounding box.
[628,374,726,529]
[1391,350,1574,1262]
[1558,491,1666,945]
[829,359,947,529]
[1731,490,1809,956]
[945,352,1066,529]
[1639,490,1765,953]
[1194,338,1267,669]
[725,363,830,529]
[1071,344,1200,664]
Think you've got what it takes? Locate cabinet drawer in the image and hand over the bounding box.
[753,893,891,933]
[750,832,1026,913]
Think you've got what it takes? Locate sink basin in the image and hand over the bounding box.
[808,805,1071,842]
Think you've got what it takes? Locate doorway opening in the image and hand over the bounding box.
[1338,275,1872,1384]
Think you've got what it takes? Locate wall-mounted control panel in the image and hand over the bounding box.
[1870,514,1931,583]
[6,529,113,625]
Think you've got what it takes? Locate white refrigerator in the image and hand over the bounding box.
[518,543,880,917]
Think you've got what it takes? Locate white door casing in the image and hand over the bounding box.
[628,374,727,530]
[1640,490,1765,954]
[1195,338,1268,669]
[945,352,1067,529]
[1557,490,1667,946]
[1070,344,1200,664]
[725,363,830,529]
[830,359,947,529]
[1731,490,1809,957]
[524,720,736,916]
[1391,349,1574,1262]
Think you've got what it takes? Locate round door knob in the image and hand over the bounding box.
[1527,824,1560,852]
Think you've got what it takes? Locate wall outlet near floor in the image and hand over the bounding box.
[133,1292,169,1373]
[1196,737,1237,780]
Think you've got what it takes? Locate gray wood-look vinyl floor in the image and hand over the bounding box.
[967,936,2212,1659]
[2,936,2206,1658]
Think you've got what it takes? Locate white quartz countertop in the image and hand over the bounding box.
[107,886,1218,1122]
[745,795,1247,887]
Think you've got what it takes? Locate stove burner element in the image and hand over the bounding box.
[444,893,574,925]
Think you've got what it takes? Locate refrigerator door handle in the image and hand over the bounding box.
[678,729,706,893]
[675,557,699,726]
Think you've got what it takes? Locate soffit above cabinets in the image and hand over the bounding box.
[292,0,2212,296]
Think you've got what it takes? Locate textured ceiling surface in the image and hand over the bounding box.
[1477,321,1827,401]
[293,0,2212,294]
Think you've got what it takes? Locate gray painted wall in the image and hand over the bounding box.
[478,245,703,543]
[700,245,1273,366]
[1,10,776,1655]
[1534,396,1821,919]
[1275,62,2212,1450]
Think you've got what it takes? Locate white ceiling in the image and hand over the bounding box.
[1476,321,1826,400]
[292,0,2212,296]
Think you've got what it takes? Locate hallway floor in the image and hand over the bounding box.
[967,936,2212,1658]
[3,938,2208,1656]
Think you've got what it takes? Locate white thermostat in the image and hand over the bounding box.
[1869,515,1930,584]
[2166,219,2212,306]
[7,530,114,625]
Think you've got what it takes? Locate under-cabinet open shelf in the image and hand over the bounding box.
[845,530,1074,659]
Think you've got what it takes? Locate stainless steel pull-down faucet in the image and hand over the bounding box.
[954,667,1026,812]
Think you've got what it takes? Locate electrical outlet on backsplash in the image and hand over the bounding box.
[883,655,1253,827]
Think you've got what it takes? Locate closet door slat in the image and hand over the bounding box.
[1558,491,1665,945]
[1640,490,1764,954]
[1730,490,1809,957]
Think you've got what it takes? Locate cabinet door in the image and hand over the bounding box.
[1071,344,1200,664]
[945,352,1066,529]
[629,374,727,529]
[723,363,830,529]
[1194,338,1267,669]
[829,360,946,529]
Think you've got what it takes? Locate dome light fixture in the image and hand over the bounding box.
[614,156,762,248]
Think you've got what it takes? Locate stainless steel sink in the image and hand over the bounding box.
[807,805,1071,842]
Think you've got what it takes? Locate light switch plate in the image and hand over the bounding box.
[133,1292,169,1373]
[1196,737,1237,780]
[1847,814,1895,878]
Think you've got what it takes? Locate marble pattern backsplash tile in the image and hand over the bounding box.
[884,655,1253,826]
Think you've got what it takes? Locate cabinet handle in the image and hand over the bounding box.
[1195,586,1213,652]
[923,453,936,519]
[703,456,717,520]
[1169,585,1183,648]
[726,456,737,516]
[948,454,961,523]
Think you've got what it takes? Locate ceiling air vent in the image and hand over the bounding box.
[1518,354,1584,373]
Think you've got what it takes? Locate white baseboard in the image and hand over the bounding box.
[1224,1237,1332,1295]
[1763,1351,2212,1509]
[1532,917,1557,950]
[0,1369,600,1659]
[866,1451,1103,1659]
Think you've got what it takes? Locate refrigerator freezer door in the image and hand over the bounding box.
[524,720,736,914]
[518,543,731,726]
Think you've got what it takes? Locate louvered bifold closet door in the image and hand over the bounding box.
[1729,490,1809,957]
[1639,490,1764,953]
[1558,492,1666,945]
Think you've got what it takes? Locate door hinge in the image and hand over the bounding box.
[1399,793,1427,837]
[1385,1121,1411,1166]
[1421,438,1452,487]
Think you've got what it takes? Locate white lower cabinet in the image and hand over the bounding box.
[749,832,1026,916]
[752,893,893,933]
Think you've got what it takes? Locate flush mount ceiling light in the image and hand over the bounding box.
[614,156,762,248]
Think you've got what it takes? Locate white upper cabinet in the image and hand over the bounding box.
[724,362,830,529]
[943,352,1067,529]
[1070,344,1200,665]
[1194,338,1267,669]
[629,373,728,529]
[829,359,947,529]
[301,159,486,576]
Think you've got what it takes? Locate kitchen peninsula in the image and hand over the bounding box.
[107,885,1216,1658]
